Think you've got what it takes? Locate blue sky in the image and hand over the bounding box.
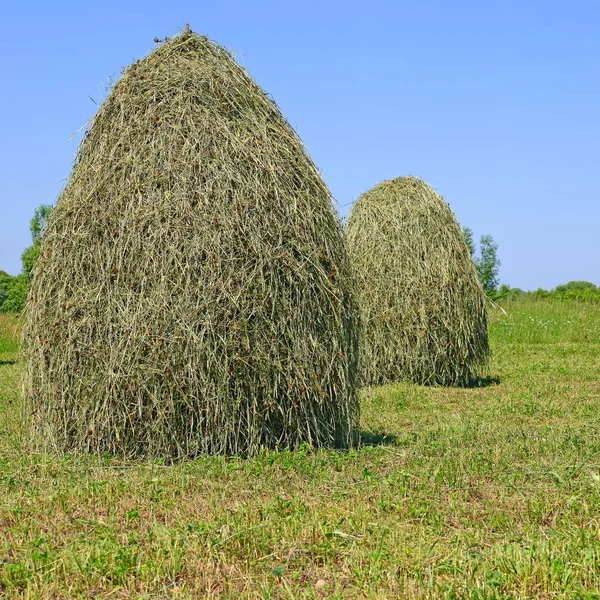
[1,0,598,290]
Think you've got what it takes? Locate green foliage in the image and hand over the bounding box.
[554,287,600,302]
[462,226,476,261]
[0,271,27,314]
[21,244,41,281]
[2,275,27,313]
[21,204,53,281]
[495,284,524,300]
[29,204,53,243]
[0,271,12,310]
[500,281,600,304]
[462,228,502,298]
[554,280,597,293]
[478,234,501,296]
[0,204,53,313]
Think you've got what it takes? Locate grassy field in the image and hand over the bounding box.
[1,300,599,599]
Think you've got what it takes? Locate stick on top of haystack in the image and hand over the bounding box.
[22,30,360,460]
[345,176,489,387]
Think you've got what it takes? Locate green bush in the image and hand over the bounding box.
[499,282,600,304]
[2,274,27,313]
[496,284,524,301]
[0,205,53,313]
[554,281,597,293]
[0,271,27,313]
[0,270,12,310]
[553,288,600,303]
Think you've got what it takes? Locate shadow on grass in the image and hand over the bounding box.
[0,359,16,366]
[469,375,502,387]
[359,430,398,447]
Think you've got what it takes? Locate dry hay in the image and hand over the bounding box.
[22,31,360,459]
[345,176,489,386]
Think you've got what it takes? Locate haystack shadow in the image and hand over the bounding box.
[359,430,398,447]
[467,375,501,388]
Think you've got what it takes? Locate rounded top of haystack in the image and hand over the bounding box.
[352,175,453,211]
[345,175,489,387]
[347,176,472,271]
[65,30,328,203]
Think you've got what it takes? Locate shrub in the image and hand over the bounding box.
[554,281,597,293]
[0,270,12,311]
[496,284,524,301]
[3,275,28,313]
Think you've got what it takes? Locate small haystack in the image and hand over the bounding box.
[23,31,359,458]
[345,176,489,386]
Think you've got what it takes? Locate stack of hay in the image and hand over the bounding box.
[345,176,489,387]
[23,31,360,459]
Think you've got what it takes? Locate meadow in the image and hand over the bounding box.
[0,299,599,599]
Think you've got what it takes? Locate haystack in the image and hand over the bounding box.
[345,176,489,386]
[22,31,360,459]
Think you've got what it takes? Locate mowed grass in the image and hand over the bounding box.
[0,301,599,599]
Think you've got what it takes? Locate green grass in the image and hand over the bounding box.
[0,314,20,355]
[0,300,599,599]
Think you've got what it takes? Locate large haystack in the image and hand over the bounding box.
[345,176,489,386]
[23,31,360,459]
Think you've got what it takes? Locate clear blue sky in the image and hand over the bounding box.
[1,0,598,290]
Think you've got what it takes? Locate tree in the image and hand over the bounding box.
[462,226,476,261]
[478,234,501,296]
[22,204,53,280]
[462,227,501,297]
